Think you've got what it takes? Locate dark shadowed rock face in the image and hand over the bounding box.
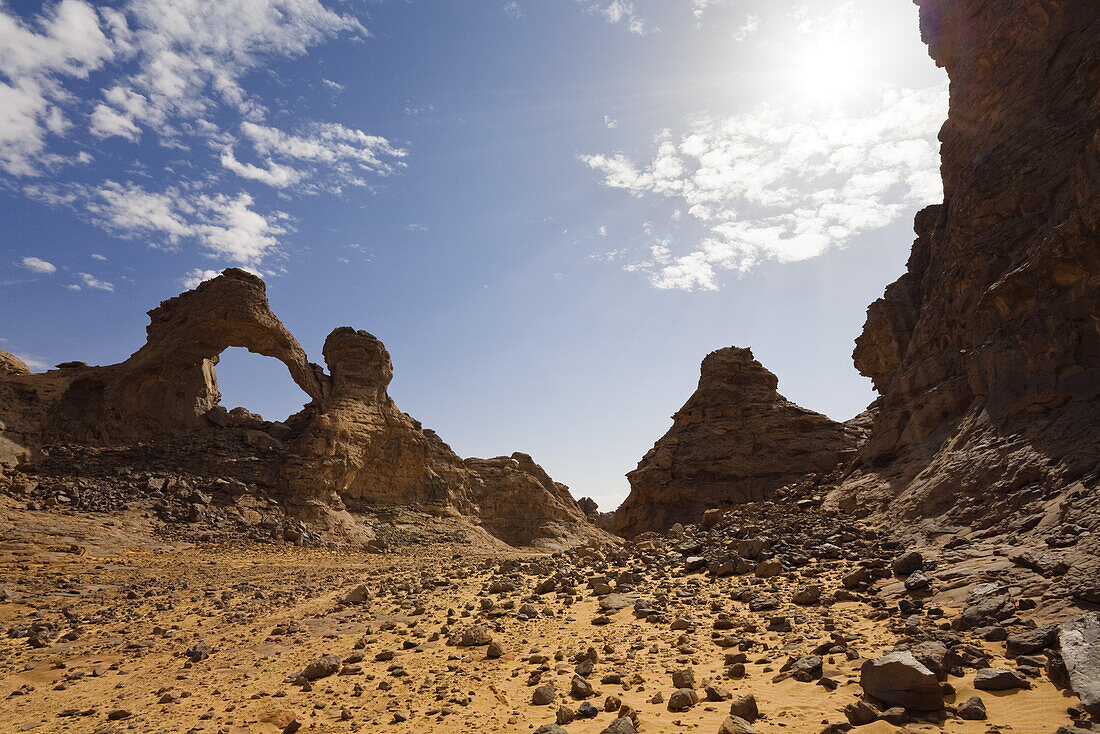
[0,270,602,548]
[614,347,863,536]
[832,0,1100,533]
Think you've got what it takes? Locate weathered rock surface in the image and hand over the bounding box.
[0,269,326,447]
[860,650,944,711]
[832,0,1100,535]
[615,347,864,535]
[464,452,594,549]
[0,270,603,549]
[1057,613,1100,716]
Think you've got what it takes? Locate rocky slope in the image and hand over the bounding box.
[827,0,1100,602]
[0,269,602,550]
[614,348,865,536]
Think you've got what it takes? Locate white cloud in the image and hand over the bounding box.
[62,283,81,291]
[733,14,760,42]
[321,78,344,91]
[691,0,732,19]
[503,2,524,19]
[580,1,654,35]
[90,253,106,260]
[582,83,947,290]
[1,0,399,273]
[192,192,285,266]
[12,352,49,370]
[25,180,287,268]
[20,256,56,274]
[89,102,141,140]
[181,268,220,289]
[0,0,114,175]
[603,115,618,129]
[788,1,857,35]
[406,223,428,232]
[85,180,194,244]
[239,121,406,190]
[219,147,303,188]
[90,0,365,138]
[597,225,608,237]
[78,272,113,290]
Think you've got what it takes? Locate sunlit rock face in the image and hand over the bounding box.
[614,347,865,536]
[833,0,1100,535]
[0,269,602,548]
[0,269,327,446]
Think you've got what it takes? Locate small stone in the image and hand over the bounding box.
[729,693,758,721]
[957,695,987,720]
[667,687,699,712]
[974,668,1031,691]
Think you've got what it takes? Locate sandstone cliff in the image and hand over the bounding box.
[832,0,1100,544]
[614,347,865,536]
[0,270,603,549]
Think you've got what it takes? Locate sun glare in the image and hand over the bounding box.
[791,35,869,104]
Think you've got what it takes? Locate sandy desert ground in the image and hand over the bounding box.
[0,493,1087,734]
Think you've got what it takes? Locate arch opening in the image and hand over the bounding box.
[213,347,311,423]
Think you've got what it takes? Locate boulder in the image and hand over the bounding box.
[1058,613,1100,716]
[860,650,944,710]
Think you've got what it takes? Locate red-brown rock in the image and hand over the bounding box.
[614,347,863,536]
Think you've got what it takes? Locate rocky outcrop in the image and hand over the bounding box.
[614,347,864,536]
[832,0,1100,530]
[0,269,326,446]
[0,351,29,377]
[0,270,602,549]
[279,327,477,513]
[464,452,602,549]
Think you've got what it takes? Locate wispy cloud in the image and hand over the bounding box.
[733,14,760,42]
[503,2,524,19]
[236,121,406,191]
[181,268,221,289]
[0,0,400,274]
[78,272,113,291]
[582,83,947,290]
[12,352,50,371]
[20,256,56,274]
[579,1,654,35]
[26,180,289,268]
[690,0,732,19]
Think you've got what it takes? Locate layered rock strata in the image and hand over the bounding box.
[0,270,600,548]
[614,347,864,536]
[833,0,1100,534]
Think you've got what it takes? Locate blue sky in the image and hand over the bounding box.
[0,0,947,509]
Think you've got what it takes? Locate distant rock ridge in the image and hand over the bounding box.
[0,269,602,550]
[614,347,865,536]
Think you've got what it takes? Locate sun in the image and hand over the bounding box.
[789,34,869,104]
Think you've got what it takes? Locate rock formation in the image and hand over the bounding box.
[0,270,602,549]
[832,0,1100,536]
[614,347,864,536]
[464,452,593,548]
[0,270,326,446]
[618,0,1099,553]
